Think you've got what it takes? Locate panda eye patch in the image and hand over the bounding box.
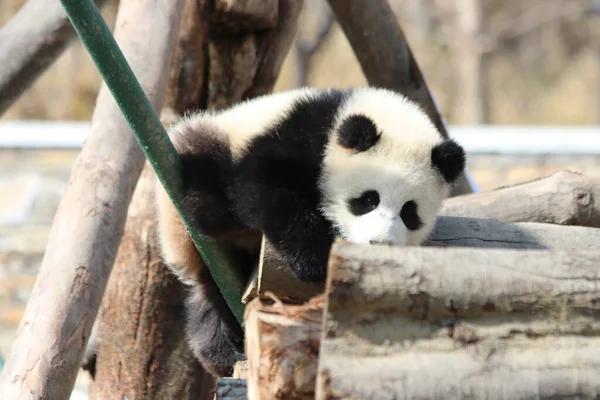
[348,190,380,216]
[400,200,423,231]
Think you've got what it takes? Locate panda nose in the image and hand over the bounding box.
[370,239,392,246]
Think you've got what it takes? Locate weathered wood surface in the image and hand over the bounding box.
[0,0,109,115]
[214,378,248,400]
[315,242,600,400]
[245,215,600,304]
[208,0,303,109]
[92,164,215,400]
[326,0,475,196]
[425,216,600,250]
[0,1,184,398]
[213,0,279,31]
[245,295,324,400]
[441,170,600,227]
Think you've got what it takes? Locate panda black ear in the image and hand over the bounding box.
[431,139,466,183]
[337,115,381,152]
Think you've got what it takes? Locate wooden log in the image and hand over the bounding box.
[315,243,600,400]
[214,378,248,400]
[326,0,476,196]
[0,0,109,115]
[243,216,600,304]
[425,216,600,250]
[0,1,184,398]
[245,295,324,400]
[441,170,600,227]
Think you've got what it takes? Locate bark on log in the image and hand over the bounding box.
[214,378,248,400]
[0,1,184,398]
[244,216,600,304]
[92,164,215,400]
[441,170,600,227]
[208,0,304,109]
[315,243,600,400]
[0,0,109,115]
[326,0,476,196]
[245,295,325,400]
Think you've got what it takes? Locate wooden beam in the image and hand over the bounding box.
[326,0,476,196]
[0,0,109,115]
[0,0,184,398]
[441,170,600,227]
[315,243,600,399]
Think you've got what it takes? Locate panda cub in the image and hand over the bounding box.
[155,87,466,376]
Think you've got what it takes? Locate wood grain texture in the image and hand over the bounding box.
[441,170,600,227]
[0,0,184,398]
[316,242,600,400]
[93,164,215,400]
[245,295,324,400]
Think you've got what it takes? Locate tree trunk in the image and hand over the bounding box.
[93,164,214,400]
[0,1,183,398]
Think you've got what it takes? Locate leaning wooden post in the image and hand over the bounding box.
[326,0,477,196]
[0,1,184,398]
[0,0,109,115]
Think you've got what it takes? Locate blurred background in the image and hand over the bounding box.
[1,0,600,397]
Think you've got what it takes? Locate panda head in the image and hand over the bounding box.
[319,88,465,246]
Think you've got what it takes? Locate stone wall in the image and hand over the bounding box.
[1,148,600,395]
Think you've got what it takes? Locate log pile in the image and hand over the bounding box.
[237,170,600,400]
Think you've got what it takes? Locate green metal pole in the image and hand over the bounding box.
[59,0,246,325]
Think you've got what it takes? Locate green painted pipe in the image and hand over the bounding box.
[59,0,246,325]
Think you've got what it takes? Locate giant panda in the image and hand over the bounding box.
[154,86,466,377]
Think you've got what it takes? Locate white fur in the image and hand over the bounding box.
[319,87,450,246]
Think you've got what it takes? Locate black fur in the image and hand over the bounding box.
[400,200,423,231]
[431,139,466,183]
[348,190,380,216]
[230,89,348,282]
[337,114,381,152]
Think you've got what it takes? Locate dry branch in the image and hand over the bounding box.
[441,170,600,227]
[245,215,600,304]
[326,0,475,196]
[0,1,184,398]
[0,0,109,115]
[245,295,325,400]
